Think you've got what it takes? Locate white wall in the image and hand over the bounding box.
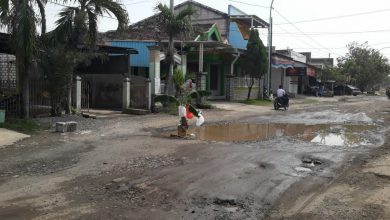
[270,68,283,94]
[285,76,298,95]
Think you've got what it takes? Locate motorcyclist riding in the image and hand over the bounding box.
[276,85,286,105]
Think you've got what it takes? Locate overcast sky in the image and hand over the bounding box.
[44,0,390,60]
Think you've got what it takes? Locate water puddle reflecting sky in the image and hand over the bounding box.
[169,123,376,146]
[311,133,370,147]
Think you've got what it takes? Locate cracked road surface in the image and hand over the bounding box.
[0,96,389,220]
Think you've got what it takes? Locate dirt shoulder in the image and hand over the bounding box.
[266,103,390,220]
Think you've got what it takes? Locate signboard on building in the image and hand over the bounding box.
[307,66,316,77]
[286,67,306,76]
[272,55,294,68]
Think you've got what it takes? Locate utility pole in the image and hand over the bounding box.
[267,0,275,97]
[167,0,174,94]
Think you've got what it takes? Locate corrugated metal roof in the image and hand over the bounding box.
[110,41,156,67]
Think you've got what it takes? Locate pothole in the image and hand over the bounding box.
[163,123,377,146]
[302,157,322,166]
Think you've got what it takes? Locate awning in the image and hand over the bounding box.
[272,54,294,69]
[230,15,269,28]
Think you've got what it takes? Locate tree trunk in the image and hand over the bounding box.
[259,76,264,99]
[247,77,255,100]
[168,61,174,95]
[21,67,30,119]
[165,33,175,95]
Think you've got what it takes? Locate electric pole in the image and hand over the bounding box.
[267,0,275,97]
[170,0,174,13]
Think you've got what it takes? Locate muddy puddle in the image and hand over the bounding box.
[165,123,377,146]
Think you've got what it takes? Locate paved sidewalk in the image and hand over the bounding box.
[0,128,30,148]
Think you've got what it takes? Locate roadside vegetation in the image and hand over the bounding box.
[241,28,268,100]
[320,42,390,93]
[155,3,194,95]
[0,118,46,134]
[0,0,128,118]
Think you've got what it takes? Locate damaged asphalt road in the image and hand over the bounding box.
[0,96,389,220]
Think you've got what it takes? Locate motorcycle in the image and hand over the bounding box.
[273,94,289,110]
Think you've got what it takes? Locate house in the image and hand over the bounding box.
[269,52,295,95]
[76,45,138,110]
[102,0,269,100]
[274,49,320,95]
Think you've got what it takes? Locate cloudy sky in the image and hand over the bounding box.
[45,0,390,60]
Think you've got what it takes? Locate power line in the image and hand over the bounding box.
[273,28,390,36]
[274,9,342,57]
[123,0,154,6]
[284,41,390,50]
[275,7,390,25]
[228,0,269,9]
[274,20,328,54]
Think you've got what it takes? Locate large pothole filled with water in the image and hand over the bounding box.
[164,123,378,146]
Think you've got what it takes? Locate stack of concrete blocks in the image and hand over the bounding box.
[55,121,78,133]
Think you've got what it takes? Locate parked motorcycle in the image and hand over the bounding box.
[273,94,289,110]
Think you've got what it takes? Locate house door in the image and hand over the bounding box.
[298,76,303,94]
[210,64,220,96]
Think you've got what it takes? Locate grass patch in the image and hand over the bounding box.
[0,118,46,134]
[239,99,272,106]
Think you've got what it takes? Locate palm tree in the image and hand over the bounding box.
[0,0,48,118]
[52,0,128,113]
[54,0,128,48]
[155,3,194,95]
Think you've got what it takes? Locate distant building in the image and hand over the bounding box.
[102,0,270,100]
[270,49,337,96]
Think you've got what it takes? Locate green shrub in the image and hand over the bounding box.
[153,95,179,107]
[386,87,390,99]
[0,118,47,134]
[173,68,185,95]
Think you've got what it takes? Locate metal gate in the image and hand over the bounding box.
[29,79,52,117]
[72,78,90,113]
[0,53,20,116]
[80,80,90,112]
[130,76,148,109]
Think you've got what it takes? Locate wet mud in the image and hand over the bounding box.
[164,123,377,147]
[0,96,388,220]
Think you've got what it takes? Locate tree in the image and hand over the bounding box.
[39,45,78,116]
[320,65,345,84]
[155,3,194,95]
[52,0,128,113]
[242,28,268,100]
[338,42,390,92]
[54,0,128,48]
[0,0,48,118]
